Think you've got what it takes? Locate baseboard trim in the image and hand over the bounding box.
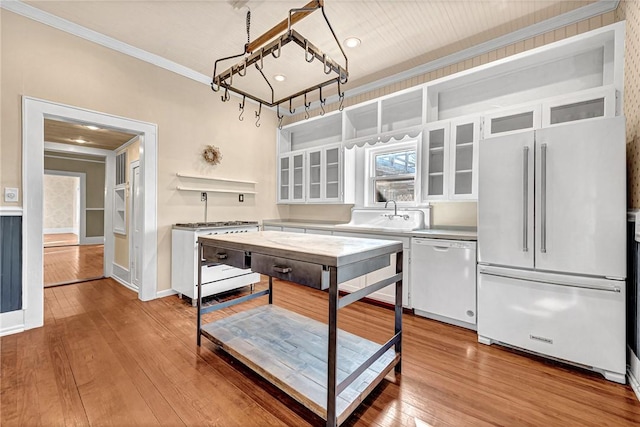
[112,262,130,285]
[627,347,640,402]
[110,273,138,294]
[82,236,104,245]
[0,310,25,337]
[156,288,178,299]
[43,227,77,234]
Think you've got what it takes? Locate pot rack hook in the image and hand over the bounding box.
[238,96,246,121]
[255,103,262,128]
[304,93,311,120]
[255,49,264,71]
[337,80,345,111]
[289,99,296,115]
[323,54,331,75]
[272,39,282,58]
[221,87,230,102]
[319,87,326,116]
[238,59,247,77]
[210,77,220,93]
[304,40,314,63]
[276,105,284,130]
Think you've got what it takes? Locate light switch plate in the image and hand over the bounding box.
[4,188,19,203]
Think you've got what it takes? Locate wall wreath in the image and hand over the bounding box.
[202,145,222,165]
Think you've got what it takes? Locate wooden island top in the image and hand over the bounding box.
[198,230,402,267]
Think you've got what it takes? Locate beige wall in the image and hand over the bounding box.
[43,156,106,237]
[114,139,139,268]
[1,11,286,292]
[616,1,640,208]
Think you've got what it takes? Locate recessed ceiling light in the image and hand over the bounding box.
[273,74,287,82]
[344,37,361,49]
[72,138,88,144]
[84,125,100,131]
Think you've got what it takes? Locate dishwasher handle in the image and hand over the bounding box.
[412,238,476,250]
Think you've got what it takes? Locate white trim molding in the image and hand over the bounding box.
[0,0,620,115]
[156,288,178,299]
[0,207,23,216]
[111,262,131,287]
[0,0,210,85]
[0,310,25,337]
[22,96,158,332]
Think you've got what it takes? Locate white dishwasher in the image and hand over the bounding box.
[411,238,477,330]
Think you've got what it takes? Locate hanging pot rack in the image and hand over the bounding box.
[211,0,348,125]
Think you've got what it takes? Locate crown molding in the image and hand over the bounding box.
[1,0,620,115]
[0,0,210,85]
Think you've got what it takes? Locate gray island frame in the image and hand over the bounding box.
[196,231,403,427]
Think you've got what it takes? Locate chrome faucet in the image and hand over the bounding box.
[384,200,398,217]
[384,199,410,220]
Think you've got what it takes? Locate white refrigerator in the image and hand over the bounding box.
[477,116,627,383]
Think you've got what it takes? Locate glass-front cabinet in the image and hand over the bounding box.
[421,123,449,200]
[306,144,342,203]
[277,151,306,203]
[421,116,479,201]
[450,118,479,199]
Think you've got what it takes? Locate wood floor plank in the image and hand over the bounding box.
[3,277,640,426]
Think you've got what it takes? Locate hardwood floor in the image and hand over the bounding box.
[2,278,639,426]
[43,244,104,287]
[44,233,79,247]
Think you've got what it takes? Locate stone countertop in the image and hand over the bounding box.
[199,231,402,267]
[262,219,477,241]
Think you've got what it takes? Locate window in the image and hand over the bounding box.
[367,140,418,204]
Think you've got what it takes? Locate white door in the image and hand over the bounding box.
[478,130,534,268]
[534,117,626,277]
[131,163,142,289]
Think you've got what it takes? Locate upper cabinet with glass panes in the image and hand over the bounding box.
[421,117,479,201]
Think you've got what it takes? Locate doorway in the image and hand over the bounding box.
[21,96,158,331]
[43,168,104,287]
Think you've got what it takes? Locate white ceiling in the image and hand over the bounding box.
[22,0,602,103]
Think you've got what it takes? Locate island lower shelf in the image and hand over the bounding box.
[201,304,399,424]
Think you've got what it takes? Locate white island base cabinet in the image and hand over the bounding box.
[477,266,626,383]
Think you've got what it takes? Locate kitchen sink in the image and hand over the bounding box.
[335,208,426,232]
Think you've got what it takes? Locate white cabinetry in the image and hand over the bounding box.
[306,144,343,202]
[278,112,344,204]
[277,151,305,203]
[421,116,479,201]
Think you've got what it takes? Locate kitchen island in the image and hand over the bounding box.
[196,231,403,427]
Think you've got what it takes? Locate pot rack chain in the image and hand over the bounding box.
[210,0,348,128]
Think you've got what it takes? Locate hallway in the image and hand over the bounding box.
[43,234,103,287]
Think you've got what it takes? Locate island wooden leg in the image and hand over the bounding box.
[395,251,403,373]
[326,267,338,427]
[268,276,273,304]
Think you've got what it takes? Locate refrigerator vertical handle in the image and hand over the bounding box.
[541,143,547,253]
[522,146,529,252]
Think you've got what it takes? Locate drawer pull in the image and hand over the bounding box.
[273,265,292,274]
[216,253,228,260]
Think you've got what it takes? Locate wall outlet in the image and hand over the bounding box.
[4,188,19,203]
[238,194,244,203]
